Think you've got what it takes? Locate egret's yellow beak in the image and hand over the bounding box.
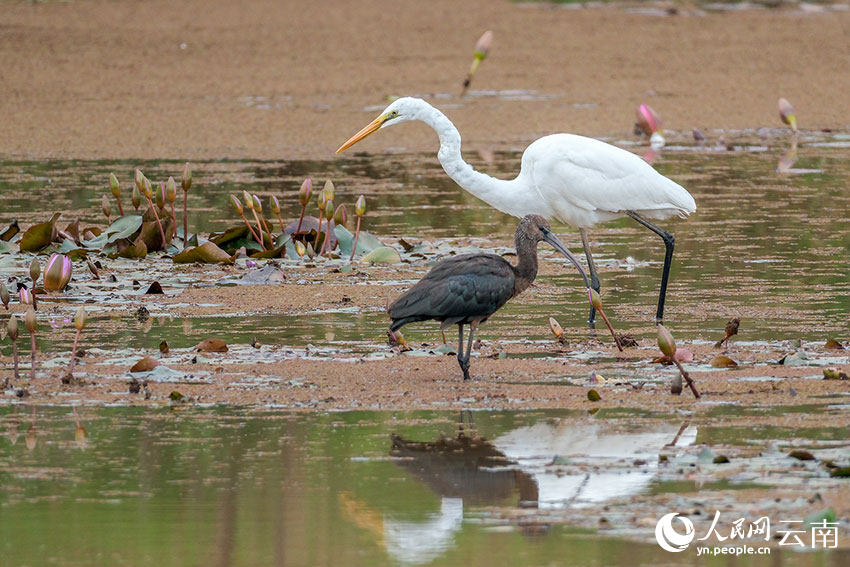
[336,114,385,153]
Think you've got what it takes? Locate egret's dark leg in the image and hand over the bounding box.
[627,211,675,324]
[579,228,601,327]
[456,324,470,380]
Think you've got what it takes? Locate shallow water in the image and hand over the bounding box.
[1,406,847,566]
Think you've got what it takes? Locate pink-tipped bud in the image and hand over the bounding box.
[242,190,254,211]
[102,194,112,218]
[324,199,334,221]
[333,204,347,226]
[657,324,677,358]
[142,177,153,199]
[317,190,327,211]
[252,194,262,213]
[19,287,33,306]
[134,169,145,192]
[29,256,41,284]
[109,173,121,199]
[132,185,142,210]
[778,98,797,132]
[166,177,177,204]
[181,162,192,193]
[295,240,306,257]
[43,254,72,292]
[230,195,244,215]
[355,195,366,217]
[589,288,603,311]
[474,30,493,59]
[7,314,18,341]
[155,182,166,209]
[636,104,662,136]
[74,306,87,331]
[549,317,563,339]
[270,195,281,215]
[299,178,312,207]
[24,306,37,333]
[323,180,335,203]
[0,282,9,309]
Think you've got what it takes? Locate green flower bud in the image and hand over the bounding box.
[333,204,347,226]
[132,185,142,210]
[181,162,192,193]
[252,194,262,213]
[324,199,334,221]
[657,324,677,358]
[317,190,327,211]
[155,182,166,209]
[74,306,87,331]
[143,177,153,199]
[134,169,145,192]
[7,314,18,341]
[230,195,243,215]
[270,195,281,215]
[242,190,254,210]
[295,240,306,257]
[355,195,366,217]
[323,180,334,202]
[102,194,112,218]
[166,177,177,204]
[29,256,40,284]
[24,306,37,333]
[0,282,9,309]
[589,288,603,311]
[299,178,312,207]
[109,173,121,199]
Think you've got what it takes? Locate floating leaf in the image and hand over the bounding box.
[103,215,144,242]
[824,338,844,350]
[250,243,288,259]
[145,281,164,294]
[712,455,730,464]
[130,356,160,373]
[195,338,228,353]
[360,246,401,264]
[0,221,20,241]
[0,241,12,254]
[20,213,61,252]
[587,389,601,402]
[335,225,381,256]
[117,238,147,259]
[788,450,815,461]
[710,355,738,368]
[173,242,233,264]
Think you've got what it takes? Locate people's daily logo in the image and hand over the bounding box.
[655,513,695,552]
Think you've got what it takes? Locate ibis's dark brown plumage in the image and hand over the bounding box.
[389,215,591,380]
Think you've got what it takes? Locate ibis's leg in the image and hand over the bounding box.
[462,323,477,381]
[627,211,675,324]
[456,324,470,380]
[579,229,601,327]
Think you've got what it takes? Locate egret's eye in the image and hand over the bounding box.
[387,110,399,119]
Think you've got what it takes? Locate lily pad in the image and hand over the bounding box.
[20,213,61,252]
[0,220,20,242]
[130,356,159,373]
[195,338,228,353]
[710,355,738,368]
[104,215,144,242]
[360,246,401,264]
[335,225,382,256]
[0,240,13,254]
[173,242,233,264]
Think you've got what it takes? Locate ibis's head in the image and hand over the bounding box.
[336,97,427,153]
[517,215,590,290]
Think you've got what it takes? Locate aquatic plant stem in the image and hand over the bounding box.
[114,195,124,217]
[349,216,362,262]
[30,332,36,381]
[68,328,81,376]
[144,196,168,249]
[672,358,700,398]
[170,202,178,238]
[316,215,324,255]
[182,192,188,245]
[319,222,332,257]
[250,209,266,249]
[295,204,307,235]
[11,342,20,381]
[259,214,272,242]
[239,212,264,249]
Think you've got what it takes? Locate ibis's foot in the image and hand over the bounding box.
[459,358,471,381]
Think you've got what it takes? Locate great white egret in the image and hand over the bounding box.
[337,97,696,324]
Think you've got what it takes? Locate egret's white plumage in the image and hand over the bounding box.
[337,97,696,323]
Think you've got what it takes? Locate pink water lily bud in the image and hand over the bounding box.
[355,195,366,217]
[323,180,335,203]
[181,162,192,193]
[635,104,662,136]
[19,287,33,306]
[142,177,153,199]
[270,195,281,215]
[109,173,121,199]
[166,177,177,204]
[252,194,262,213]
[7,314,18,341]
[230,195,244,215]
[24,306,37,333]
[74,306,87,331]
[102,194,112,218]
[29,256,41,284]
[778,98,797,132]
[657,324,677,358]
[299,178,312,207]
[155,182,166,209]
[0,282,9,309]
[589,288,603,311]
[324,199,334,221]
[242,190,254,210]
[132,185,142,210]
[295,240,306,257]
[134,169,145,192]
[474,30,493,60]
[44,253,72,292]
[317,190,327,211]
[333,204,347,226]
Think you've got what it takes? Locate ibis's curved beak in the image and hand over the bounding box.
[336,114,385,153]
[542,230,590,289]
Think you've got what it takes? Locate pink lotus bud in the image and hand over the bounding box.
[166,177,177,204]
[242,190,254,210]
[181,162,192,193]
[230,195,244,215]
[43,253,73,292]
[24,306,37,333]
[109,173,121,199]
[0,282,9,309]
[299,178,312,207]
[778,98,797,132]
[657,324,677,358]
[323,180,335,202]
[635,104,662,136]
[355,195,366,217]
[333,204,347,226]
[270,195,281,215]
[252,194,262,213]
[474,30,493,60]
[74,306,87,331]
[7,314,18,341]
[29,256,40,284]
[324,199,334,221]
[19,287,33,306]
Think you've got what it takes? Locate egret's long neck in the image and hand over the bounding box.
[420,106,532,218]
